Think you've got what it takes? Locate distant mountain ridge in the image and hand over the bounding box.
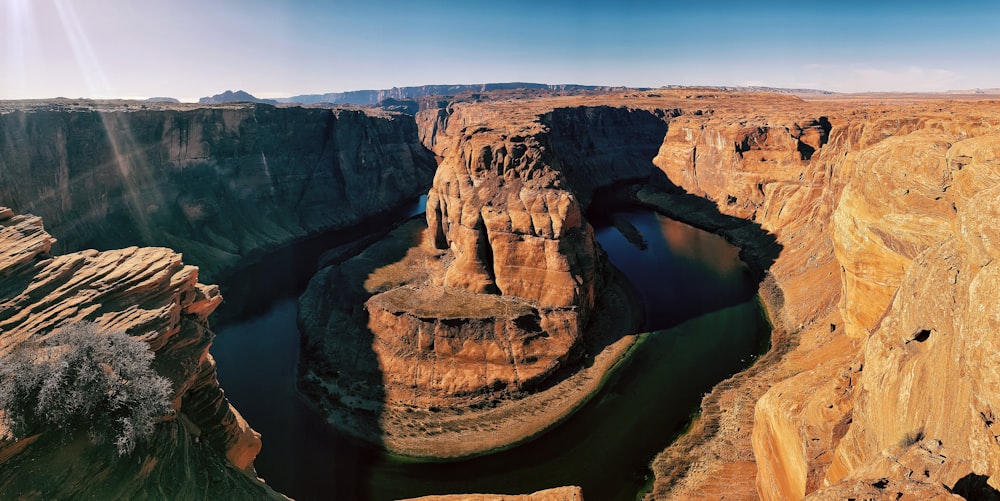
[946,87,1000,94]
[198,90,278,105]
[276,82,626,105]
[196,83,838,107]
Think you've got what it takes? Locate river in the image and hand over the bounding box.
[211,204,769,501]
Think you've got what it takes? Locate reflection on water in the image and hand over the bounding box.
[211,206,768,501]
[594,209,755,330]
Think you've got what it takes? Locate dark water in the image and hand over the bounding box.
[211,206,768,501]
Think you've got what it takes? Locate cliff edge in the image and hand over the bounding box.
[0,207,283,499]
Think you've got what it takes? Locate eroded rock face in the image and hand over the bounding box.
[364,101,674,409]
[367,287,579,407]
[299,98,671,456]
[0,208,281,499]
[825,133,1000,493]
[645,99,849,500]
[624,94,1000,500]
[0,101,436,280]
[301,90,1000,498]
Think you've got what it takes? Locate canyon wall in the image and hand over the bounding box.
[298,98,671,456]
[417,91,1000,499]
[638,94,1000,500]
[0,101,436,280]
[7,92,1000,499]
[0,207,282,499]
[371,100,672,405]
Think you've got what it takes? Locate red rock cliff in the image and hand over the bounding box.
[0,207,283,499]
[637,93,1000,500]
[0,101,436,280]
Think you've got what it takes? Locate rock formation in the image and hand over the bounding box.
[0,207,282,499]
[7,89,1000,500]
[279,82,626,106]
[632,93,1000,500]
[383,90,1000,498]
[198,90,279,105]
[0,100,436,280]
[298,97,670,457]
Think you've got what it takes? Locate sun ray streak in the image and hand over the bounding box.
[53,0,110,95]
[3,0,33,91]
[97,112,162,246]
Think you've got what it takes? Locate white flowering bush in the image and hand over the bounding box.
[0,322,173,455]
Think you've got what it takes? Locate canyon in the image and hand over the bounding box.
[0,99,436,281]
[2,89,1000,500]
[0,207,282,498]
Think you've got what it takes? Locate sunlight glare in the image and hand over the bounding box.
[3,0,33,92]
[53,0,110,96]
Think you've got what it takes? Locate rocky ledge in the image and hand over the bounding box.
[0,207,282,499]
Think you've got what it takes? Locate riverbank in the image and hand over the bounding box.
[214,195,768,500]
[304,262,644,459]
[630,184,821,498]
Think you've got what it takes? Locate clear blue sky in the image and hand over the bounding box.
[2,0,999,101]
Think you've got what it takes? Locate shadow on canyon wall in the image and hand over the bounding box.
[0,104,436,281]
[224,104,785,500]
[1,101,785,500]
[952,473,1000,501]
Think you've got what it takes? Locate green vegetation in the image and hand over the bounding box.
[0,322,173,455]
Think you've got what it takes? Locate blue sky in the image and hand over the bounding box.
[2,0,999,101]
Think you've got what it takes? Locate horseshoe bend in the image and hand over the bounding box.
[3,89,1000,500]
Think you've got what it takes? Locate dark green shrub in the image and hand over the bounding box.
[0,322,173,455]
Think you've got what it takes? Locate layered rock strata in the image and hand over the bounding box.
[629,94,1000,500]
[0,100,436,280]
[410,90,1000,499]
[372,100,670,407]
[0,208,282,499]
[300,99,671,456]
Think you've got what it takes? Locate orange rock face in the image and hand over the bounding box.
[630,92,1000,500]
[0,208,280,499]
[301,91,1000,497]
[359,101,673,412]
[367,287,579,407]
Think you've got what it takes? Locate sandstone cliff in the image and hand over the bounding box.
[299,98,671,457]
[0,100,436,280]
[7,90,1000,500]
[408,91,1000,499]
[0,207,282,499]
[631,93,1000,500]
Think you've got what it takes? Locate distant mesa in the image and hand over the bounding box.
[198,89,278,105]
[275,82,631,106]
[375,98,420,115]
[947,87,1000,94]
[658,84,835,95]
[198,83,837,108]
[145,96,180,103]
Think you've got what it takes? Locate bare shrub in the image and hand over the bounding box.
[0,322,173,455]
